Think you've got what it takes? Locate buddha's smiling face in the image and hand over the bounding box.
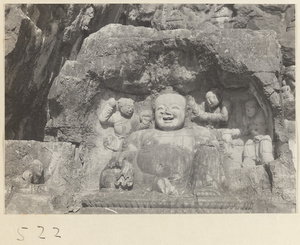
[155,94,186,131]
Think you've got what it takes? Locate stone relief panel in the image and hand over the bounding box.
[5,4,296,214]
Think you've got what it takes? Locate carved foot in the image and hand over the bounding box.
[154,178,178,195]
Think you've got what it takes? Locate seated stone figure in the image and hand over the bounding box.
[241,99,274,167]
[22,159,44,184]
[100,92,237,196]
[99,98,139,151]
[188,89,230,128]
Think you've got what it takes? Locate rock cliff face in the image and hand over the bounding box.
[45,24,284,192]
[5,4,129,140]
[5,4,295,140]
[5,4,296,213]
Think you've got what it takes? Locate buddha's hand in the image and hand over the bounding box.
[115,160,134,188]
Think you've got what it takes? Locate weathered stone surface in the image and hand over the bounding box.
[5,4,294,141]
[5,140,80,213]
[269,159,296,204]
[74,24,281,94]
[125,4,294,66]
[6,194,54,214]
[277,6,295,66]
[5,4,128,141]
[223,165,272,198]
[234,4,295,67]
[282,65,295,89]
[5,5,46,140]
[252,73,282,118]
[127,4,234,30]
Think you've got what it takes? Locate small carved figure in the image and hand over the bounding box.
[188,89,230,128]
[22,159,44,184]
[99,97,139,151]
[99,98,135,137]
[241,99,274,167]
[22,170,34,183]
[138,110,153,130]
[241,99,267,139]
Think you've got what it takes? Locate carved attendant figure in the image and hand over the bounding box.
[99,98,135,137]
[99,98,139,151]
[242,99,274,167]
[138,110,153,130]
[188,89,230,128]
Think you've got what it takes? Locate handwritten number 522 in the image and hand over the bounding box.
[17,226,61,241]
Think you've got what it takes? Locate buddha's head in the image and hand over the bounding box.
[245,99,259,119]
[154,94,186,131]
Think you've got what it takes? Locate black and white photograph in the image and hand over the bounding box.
[3,3,297,217]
